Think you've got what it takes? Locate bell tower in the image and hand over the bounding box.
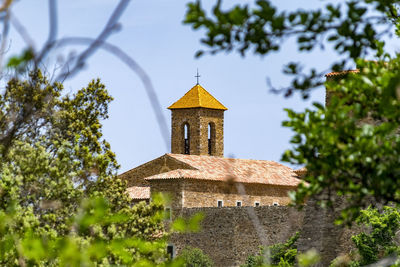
[168,84,227,157]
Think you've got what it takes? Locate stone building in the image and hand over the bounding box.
[119,83,302,209]
[118,81,357,266]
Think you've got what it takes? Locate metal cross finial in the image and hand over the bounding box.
[195,69,201,85]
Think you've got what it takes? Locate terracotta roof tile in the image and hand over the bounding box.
[168,84,227,110]
[294,167,307,178]
[126,186,150,199]
[144,154,301,187]
[325,70,359,77]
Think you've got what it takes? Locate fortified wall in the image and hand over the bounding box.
[171,202,357,267]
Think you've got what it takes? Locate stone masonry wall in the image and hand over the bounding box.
[297,197,360,267]
[149,179,183,210]
[198,108,224,157]
[171,206,304,267]
[170,201,358,267]
[171,108,224,156]
[182,180,294,208]
[119,155,194,187]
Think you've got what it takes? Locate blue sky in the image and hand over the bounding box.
[8,1,398,173]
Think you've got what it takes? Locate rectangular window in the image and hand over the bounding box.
[217,200,223,207]
[167,244,174,259]
[236,201,242,207]
[254,201,260,207]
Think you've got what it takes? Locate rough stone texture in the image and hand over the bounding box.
[147,179,294,209]
[297,197,358,267]
[149,180,183,210]
[170,206,304,267]
[171,108,225,157]
[182,180,294,208]
[120,154,296,208]
[169,201,358,267]
[118,154,194,187]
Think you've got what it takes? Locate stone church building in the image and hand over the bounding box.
[119,83,302,209]
[118,82,356,266]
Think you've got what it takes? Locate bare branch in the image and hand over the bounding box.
[34,0,58,66]
[54,37,170,150]
[47,0,57,44]
[0,0,13,13]
[9,12,36,50]
[0,10,10,73]
[54,0,131,81]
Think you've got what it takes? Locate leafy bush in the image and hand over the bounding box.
[241,232,300,267]
[179,246,214,267]
[0,71,170,265]
[351,206,400,266]
[269,232,300,265]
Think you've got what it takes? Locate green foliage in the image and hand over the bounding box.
[241,232,300,267]
[297,249,320,267]
[0,70,171,265]
[171,212,205,233]
[185,1,400,221]
[179,246,214,267]
[281,57,400,222]
[242,253,265,267]
[185,1,400,96]
[269,232,299,265]
[185,0,400,224]
[187,1,400,265]
[350,206,400,266]
[7,48,34,72]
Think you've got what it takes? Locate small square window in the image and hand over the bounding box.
[254,202,260,207]
[236,201,242,207]
[217,200,223,207]
[273,202,279,206]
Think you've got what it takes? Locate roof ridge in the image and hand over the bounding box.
[197,85,202,106]
[168,153,285,164]
[118,153,168,176]
[166,153,200,171]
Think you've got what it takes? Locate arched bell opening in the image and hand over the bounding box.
[182,123,190,154]
[208,122,216,155]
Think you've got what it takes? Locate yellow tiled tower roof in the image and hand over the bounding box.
[168,84,228,110]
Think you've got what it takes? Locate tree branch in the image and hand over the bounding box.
[54,37,170,150]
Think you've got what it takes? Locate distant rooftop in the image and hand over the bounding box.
[126,186,150,200]
[144,153,301,187]
[325,70,359,77]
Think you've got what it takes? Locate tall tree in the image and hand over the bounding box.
[0,71,168,265]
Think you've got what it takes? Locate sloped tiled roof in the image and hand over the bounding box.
[325,70,359,77]
[126,186,150,199]
[144,154,301,187]
[294,167,307,178]
[168,84,227,110]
